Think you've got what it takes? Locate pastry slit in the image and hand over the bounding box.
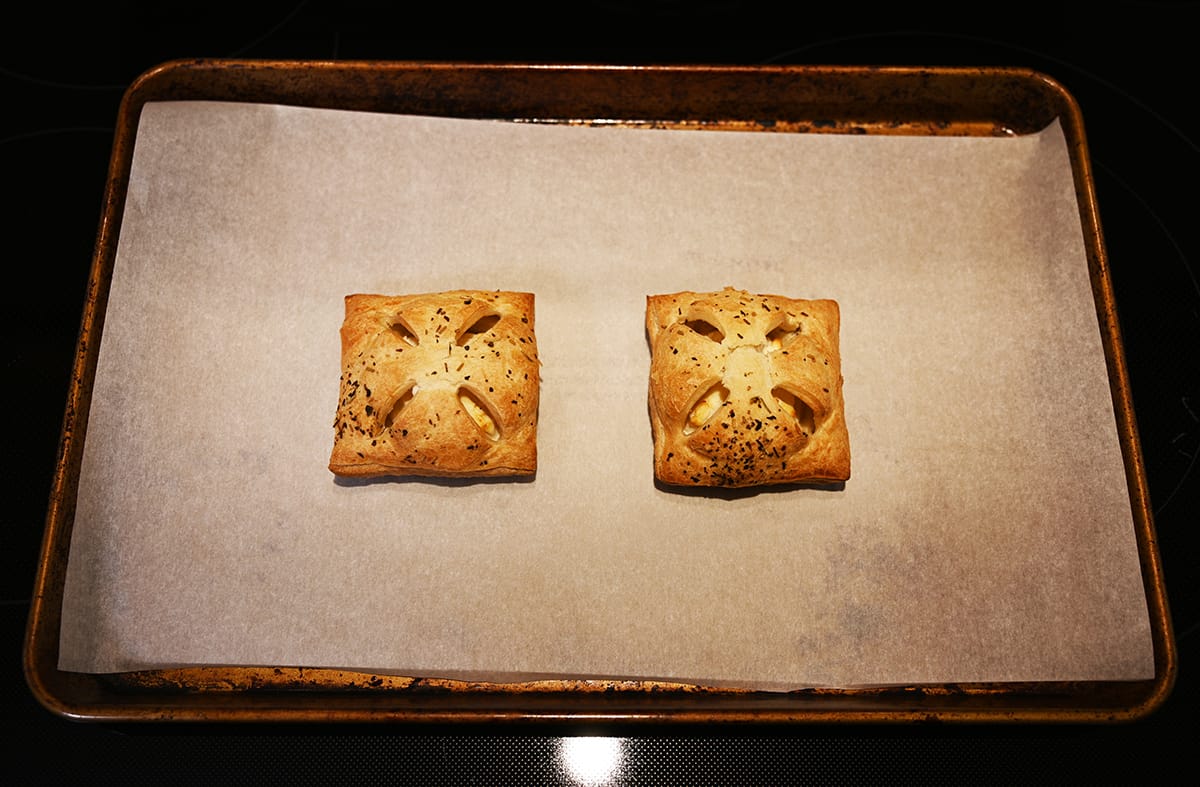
[772,386,815,437]
[765,322,800,352]
[382,384,417,433]
[684,381,729,434]
[389,317,419,346]
[458,386,502,440]
[457,313,501,345]
[683,318,724,343]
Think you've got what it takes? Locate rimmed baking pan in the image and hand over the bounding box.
[24,60,1175,724]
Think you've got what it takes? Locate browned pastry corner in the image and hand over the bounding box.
[329,290,539,478]
[646,286,850,488]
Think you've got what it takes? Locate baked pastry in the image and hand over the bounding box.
[329,290,539,478]
[646,287,850,488]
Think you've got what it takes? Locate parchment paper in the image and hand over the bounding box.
[58,101,1154,688]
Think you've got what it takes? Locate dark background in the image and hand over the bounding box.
[4,1,1196,782]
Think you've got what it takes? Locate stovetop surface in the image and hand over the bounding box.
[3,3,1195,782]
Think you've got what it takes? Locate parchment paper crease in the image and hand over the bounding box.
[58,101,1154,688]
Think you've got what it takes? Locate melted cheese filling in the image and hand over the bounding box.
[685,383,729,433]
[765,324,799,352]
[459,390,500,440]
[772,387,815,436]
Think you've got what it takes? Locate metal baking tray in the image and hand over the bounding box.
[23,60,1176,724]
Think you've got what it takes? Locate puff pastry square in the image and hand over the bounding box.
[329,290,539,478]
[646,287,850,488]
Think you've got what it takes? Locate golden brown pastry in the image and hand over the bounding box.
[329,290,539,478]
[646,287,850,488]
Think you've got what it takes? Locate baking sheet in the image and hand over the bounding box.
[57,100,1154,689]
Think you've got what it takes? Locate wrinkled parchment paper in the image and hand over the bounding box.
[58,101,1154,688]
